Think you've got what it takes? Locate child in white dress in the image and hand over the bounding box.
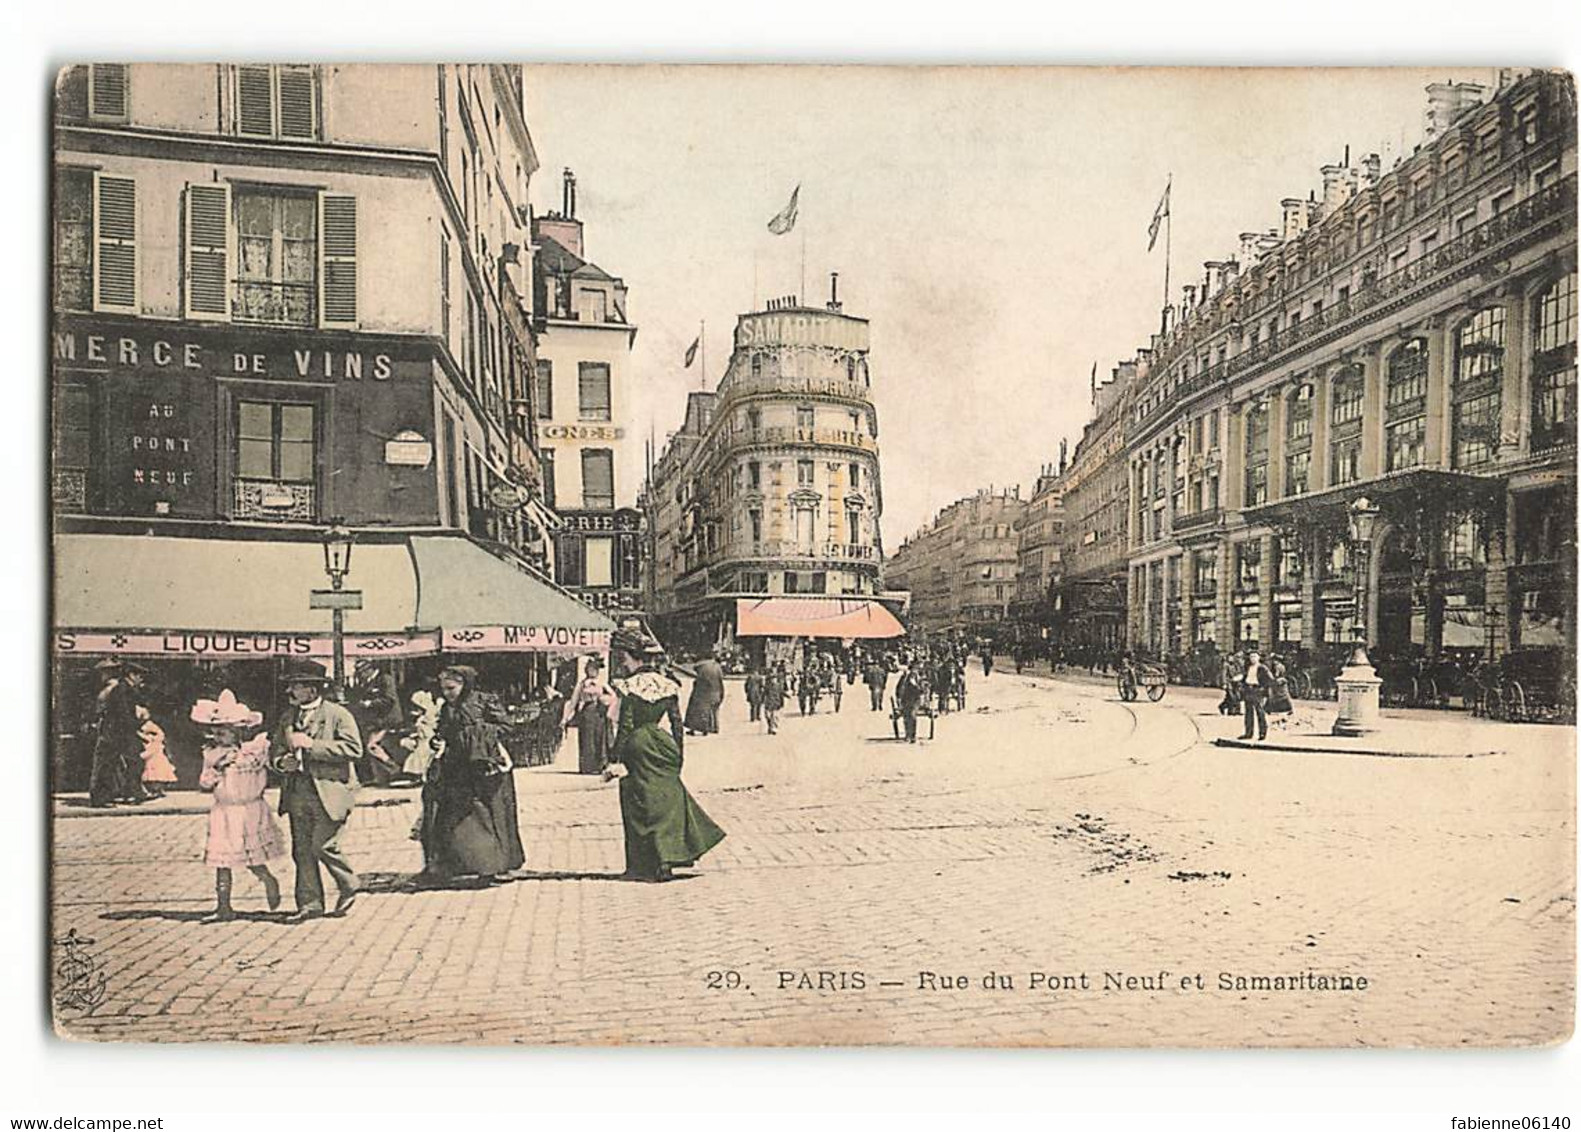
[193,690,286,922]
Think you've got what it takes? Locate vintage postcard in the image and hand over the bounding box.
[48,64,1576,1046]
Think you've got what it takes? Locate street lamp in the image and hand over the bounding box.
[1332,495,1383,737]
[1345,496,1379,667]
[312,519,362,691]
[322,520,354,585]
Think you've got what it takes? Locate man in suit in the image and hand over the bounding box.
[863,655,889,712]
[274,659,362,921]
[1239,650,1275,742]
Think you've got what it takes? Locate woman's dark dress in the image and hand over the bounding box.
[611,671,726,879]
[422,693,526,878]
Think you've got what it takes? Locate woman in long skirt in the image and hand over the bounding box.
[418,666,526,883]
[608,630,725,882]
[563,657,618,775]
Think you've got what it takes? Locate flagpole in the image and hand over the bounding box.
[800,223,807,307]
[1161,173,1172,337]
[699,319,706,390]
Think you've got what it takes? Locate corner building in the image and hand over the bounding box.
[51,64,610,786]
[645,294,897,656]
[1124,72,1576,668]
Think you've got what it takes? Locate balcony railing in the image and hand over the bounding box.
[723,425,878,453]
[233,478,316,522]
[718,371,872,405]
[1172,507,1225,532]
[1131,173,1576,438]
[709,539,878,565]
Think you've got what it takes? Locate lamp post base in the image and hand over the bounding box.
[1332,660,1384,737]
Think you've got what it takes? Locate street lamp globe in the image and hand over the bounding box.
[322,519,354,583]
[1348,495,1379,546]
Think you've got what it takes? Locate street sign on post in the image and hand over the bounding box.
[309,589,364,611]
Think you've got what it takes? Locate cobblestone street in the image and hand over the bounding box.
[51,670,1574,1047]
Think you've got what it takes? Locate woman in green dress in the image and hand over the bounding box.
[607,629,726,882]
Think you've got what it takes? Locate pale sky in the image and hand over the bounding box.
[520,65,1499,546]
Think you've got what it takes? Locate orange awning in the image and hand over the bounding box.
[735,597,905,639]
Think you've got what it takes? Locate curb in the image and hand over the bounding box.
[1212,737,1504,759]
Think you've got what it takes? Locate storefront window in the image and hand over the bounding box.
[1444,514,1486,571]
[1195,552,1217,595]
[1236,542,1261,589]
[1285,450,1311,496]
[1452,390,1501,469]
[1531,272,1577,453]
[1386,417,1426,471]
[1331,437,1362,485]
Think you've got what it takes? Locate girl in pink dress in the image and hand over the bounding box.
[193,690,285,922]
[137,708,177,798]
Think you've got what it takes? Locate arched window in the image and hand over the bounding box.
[1387,338,1429,405]
[1330,365,1364,426]
[1452,307,1506,468]
[1531,272,1577,452]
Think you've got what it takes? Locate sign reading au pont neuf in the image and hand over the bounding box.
[53,318,427,519]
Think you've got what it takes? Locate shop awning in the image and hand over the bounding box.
[410,535,613,653]
[53,531,612,658]
[735,597,905,639]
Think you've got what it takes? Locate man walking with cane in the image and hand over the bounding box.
[274,659,362,921]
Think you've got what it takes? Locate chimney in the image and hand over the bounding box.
[1182,283,1197,312]
[562,168,577,218]
[1281,197,1313,240]
[1360,152,1381,189]
[1059,438,1068,474]
[1424,81,1488,142]
[1238,232,1262,264]
[828,271,842,312]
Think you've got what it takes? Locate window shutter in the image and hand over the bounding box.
[91,173,137,312]
[277,66,317,139]
[236,65,274,137]
[88,64,128,119]
[184,182,231,320]
[319,193,358,327]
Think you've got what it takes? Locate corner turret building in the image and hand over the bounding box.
[645,283,900,656]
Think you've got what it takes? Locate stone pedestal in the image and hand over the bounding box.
[1332,660,1384,736]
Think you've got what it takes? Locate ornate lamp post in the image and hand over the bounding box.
[312,520,361,690]
[1332,496,1383,736]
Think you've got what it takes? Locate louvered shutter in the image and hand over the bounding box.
[319,193,357,327]
[91,173,137,312]
[236,65,274,137]
[277,66,317,140]
[88,64,128,120]
[184,182,231,320]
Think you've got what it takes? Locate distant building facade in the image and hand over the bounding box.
[1009,459,1066,639]
[886,487,1026,635]
[531,169,643,614]
[644,290,891,653]
[1051,358,1141,652]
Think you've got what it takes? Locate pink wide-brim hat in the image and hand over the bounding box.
[189,689,263,729]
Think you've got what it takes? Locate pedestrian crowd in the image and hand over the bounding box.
[76,625,729,923]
